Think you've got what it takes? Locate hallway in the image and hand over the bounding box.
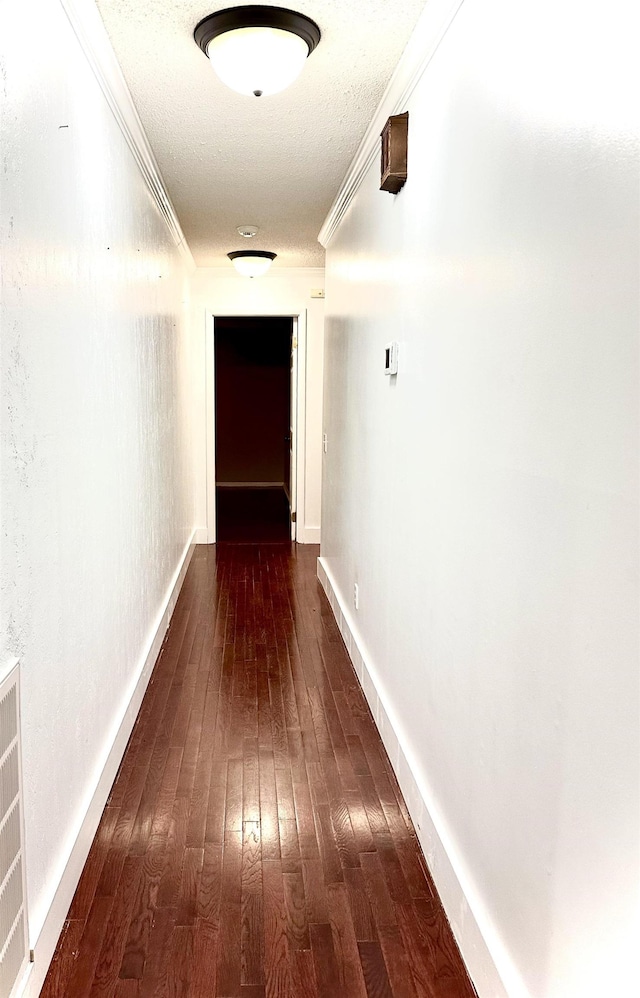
[40,544,475,998]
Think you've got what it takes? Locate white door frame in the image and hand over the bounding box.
[205,310,307,544]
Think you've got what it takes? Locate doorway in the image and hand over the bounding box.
[214,316,294,543]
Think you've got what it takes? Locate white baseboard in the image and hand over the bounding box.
[297,525,321,545]
[317,556,512,998]
[20,530,197,998]
[193,526,209,544]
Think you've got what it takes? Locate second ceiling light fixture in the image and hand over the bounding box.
[194,5,321,97]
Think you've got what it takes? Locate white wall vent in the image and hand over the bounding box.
[0,661,29,998]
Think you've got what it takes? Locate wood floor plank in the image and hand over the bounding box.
[216,829,243,996]
[360,852,398,931]
[309,922,342,995]
[291,777,319,861]
[259,749,281,862]
[360,854,419,998]
[314,803,344,885]
[396,899,478,998]
[243,737,261,824]
[269,674,291,772]
[186,665,220,847]
[205,750,228,846]
[166,925,194,998]
[119,846,164,979]
[115,980,140,998]
[274,765,296,823]
[39,918,85,997]
[344,867,378,942]
[333,690,357,738]
[175,846,204,926]
[138,906,174,998]
[157,795,189,908]
[225,758,244,832]
[257,659,274,751]
[301,858,329,924]
[241,821,264,986]
[89,854,143,998]
[382,800,435,900]
[345,788,377,856]
[347,733,372,777]
[291,950,319,998]
[328,883,369,998]
[282,870,309,951]
[68,806,120,920]
[375,922,419,998]
[58,895,114,998]
[197,840,223,922]
[263,859,295,998]
[358,940,395,998]
[175,667,209,801]
[95,790,143,899]
[329,795,361,870]
[278,818,301,875]
[151,745,182,843]
[190,917,219,998]
[39,545,476,998]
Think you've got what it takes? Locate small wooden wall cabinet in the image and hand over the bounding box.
[380,112,408,194]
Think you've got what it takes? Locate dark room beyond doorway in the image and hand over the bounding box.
[215,316,293,543]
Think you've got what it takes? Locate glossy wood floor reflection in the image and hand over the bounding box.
[42,544,477,998]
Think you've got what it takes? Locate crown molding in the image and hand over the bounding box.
[59,0,195,271]
[318,0,466,249]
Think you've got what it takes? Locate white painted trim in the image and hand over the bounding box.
[290,315,299,541]
[317,0,466,248]
[58,0,195,270]
[193,527,209,544]
[316,556,514,998]
[297,526,321,544]
[297,313,310,544]
[19,530,197,998]
[205,312,314,544]
[205,311,217,544]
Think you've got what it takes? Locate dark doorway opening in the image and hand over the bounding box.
[215,316,293,543]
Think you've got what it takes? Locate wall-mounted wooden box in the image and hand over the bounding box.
[380,112,408,194]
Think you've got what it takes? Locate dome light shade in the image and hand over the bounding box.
[208,28,307,97]
[228,250,277,277]
[195,6,321,97]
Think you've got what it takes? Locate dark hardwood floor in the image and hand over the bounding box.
[41,543,476,998]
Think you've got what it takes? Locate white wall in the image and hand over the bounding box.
[0,0,196,989]
[320,1,639,996]
[190,268,325,543]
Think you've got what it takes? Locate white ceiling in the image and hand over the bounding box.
[95,0,428,268]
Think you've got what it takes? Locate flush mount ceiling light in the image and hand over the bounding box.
[194,6,321,97]
[228,250,277,277]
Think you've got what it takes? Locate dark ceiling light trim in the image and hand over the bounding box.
[228,249,277,277]
[227,250,277,262]
[194,6,321,58]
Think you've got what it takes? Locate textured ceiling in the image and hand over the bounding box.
[95,0,428,267]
